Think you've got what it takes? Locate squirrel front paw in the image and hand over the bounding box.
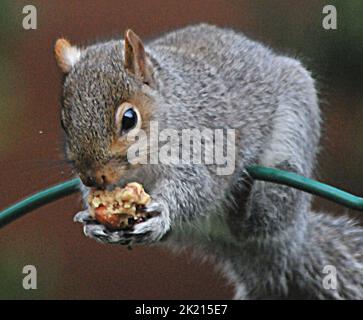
[74,200,171,245]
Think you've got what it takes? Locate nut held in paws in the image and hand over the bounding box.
[88,182,151,230]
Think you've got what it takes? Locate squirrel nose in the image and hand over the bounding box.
[81,174,107,189]
[80,166,121,188]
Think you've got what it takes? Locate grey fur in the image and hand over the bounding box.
[60,24,363,299]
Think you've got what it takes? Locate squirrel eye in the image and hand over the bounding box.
[121,108,138,133]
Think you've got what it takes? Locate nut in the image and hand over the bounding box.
[88,182,151,230]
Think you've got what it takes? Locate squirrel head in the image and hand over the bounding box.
[55,30,156,188]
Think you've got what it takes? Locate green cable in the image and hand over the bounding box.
[246,166,363,211]
[0,178,80,229]
[1,166,363,230]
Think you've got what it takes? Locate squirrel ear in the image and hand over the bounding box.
[124,29,155,87]
[54,38,81,73]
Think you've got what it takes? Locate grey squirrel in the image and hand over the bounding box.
[55,24,363,299]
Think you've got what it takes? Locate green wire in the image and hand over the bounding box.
[1,166,363,230]
[0,178,80,229]
[246,166,363,211]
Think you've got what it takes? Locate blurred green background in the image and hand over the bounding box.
[0,0,362,299]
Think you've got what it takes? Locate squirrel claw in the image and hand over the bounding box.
[83,224,107,238]
[83,223,131,245]
[138,201,162,217]
[75,199,168,245]
[74,210,94,223]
